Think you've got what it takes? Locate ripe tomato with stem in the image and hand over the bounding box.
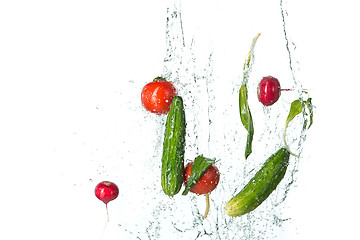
[183,162,220,219]
[95,181,119,222]
[141,76,177,114]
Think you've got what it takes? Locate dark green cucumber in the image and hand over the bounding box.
[161,96,186,197]
[224,147,290,217]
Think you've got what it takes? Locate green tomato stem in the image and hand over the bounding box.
[153,76,166,82]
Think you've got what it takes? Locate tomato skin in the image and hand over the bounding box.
[141,78,176,114]
[183,162,220,195]
[257,76,281,106]
[95,181,119,205]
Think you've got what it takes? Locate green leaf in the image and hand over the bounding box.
[283,99,303,157]
[239,85,254,159]
[242,33,261,85]
[305,98,313,129]
[238,33,260,159]
[182,155,215,195]
[285,99,303,128]
[245,126,254,159]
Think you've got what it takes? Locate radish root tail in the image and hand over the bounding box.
[203,194,210,219]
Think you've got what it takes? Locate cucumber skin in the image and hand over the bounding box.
[225,148,290,217]
[161,96,186,197]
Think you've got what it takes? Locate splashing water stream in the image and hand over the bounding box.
[116,0,311,239]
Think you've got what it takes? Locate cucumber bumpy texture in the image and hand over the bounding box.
[225,147,290,217]
[161,96,186,197]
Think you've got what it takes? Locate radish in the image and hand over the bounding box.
[183,161,220,219]
[95,181,119,221]
[257,76,290,106]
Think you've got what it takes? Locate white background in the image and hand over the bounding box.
[0,0,359,239]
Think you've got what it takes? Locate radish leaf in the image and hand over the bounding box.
[182,156,215,195]
[305,98,313,129]
[239,85,254,159]
[283,99,303,157]
[239,33,260,159]
[242,33,261,85]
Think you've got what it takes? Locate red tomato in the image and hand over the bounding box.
[257,76,281,106]
[183,162,220,195]
[141,77,176,114]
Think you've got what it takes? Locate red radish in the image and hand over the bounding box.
[95,181,119,221]
[184,162,220,219]
[257,76,282,106]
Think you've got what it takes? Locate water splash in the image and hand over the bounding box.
[116,0,312,239]
[280,0,304,97]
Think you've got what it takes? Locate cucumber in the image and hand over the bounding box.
[161,96,186,197]
[224,147,290,217]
